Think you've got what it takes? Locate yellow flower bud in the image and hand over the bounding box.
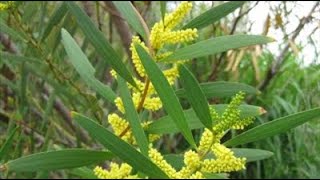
[148,146,178,178]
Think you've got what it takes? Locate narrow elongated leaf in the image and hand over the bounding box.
[231,148,274,162]
[0,127,18,161]
[183,1,245,29]
[224,108,320,146]
[163,35,274,62]
[71,112,168,178]
[176,81,259,98]
[41,2,68,41]
[160,2,166,22]
[147,104,264,134]
[6,149,113,172]
[118,76,149,156]
[135,44,196,148]
[70,167,98,179]
[61,28,116,103]
[179,65,212,129]
[113,1,147,41]
[66,2,137,87]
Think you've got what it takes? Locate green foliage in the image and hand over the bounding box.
[135,43,196,148]
[118,76,149,156]
[0,1,318,179]
[178,64,212,129]
[71,112,168,178]
[6,150,114,172]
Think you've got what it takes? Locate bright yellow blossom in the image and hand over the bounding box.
[150,1,197,50]
[94,163,138,179]
[108,113,160,144]
[198,128,222,153]
[201,143,246,173]
[130,36,149,78]
[148,146,178,178]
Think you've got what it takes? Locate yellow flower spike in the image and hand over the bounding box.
[114,93,140,113]
[176,150,202,178]
[108,113,133,143]
[118,163,134,178]
[231,117,254,130]
[114,97,125,113]
[200,143,246,173]
[148,146,178,178]
[94,166,110,179]
[149,22,165,50]
[184,150,201,170]
[155,51,173,61]
[150,1,194,49]
[162,29,198,45]
[211,91,254,133]
[127,77,145,93]
[94,163,136,179]
[189,171,204,179]
[143,96,163,111]
[163,1,193,30]
[163,65,180,85]
[198,129,222,153]
[148,133,161,142]
[130,36,149,77]
[108,114,159,145]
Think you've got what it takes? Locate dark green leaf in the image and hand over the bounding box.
[72,112,168,178]
[163,154,184,170]
[176,81,259,98]
[118,76,149,156]
[183,1,245,29]
[163,35,274,62]
[224,108,320,146]
[231,148,274,162]
[135,44,196,148]
[6,149,114,172]
[69,167,98,179]
[178,64,212,129]
[160,2,166,23]
[41,2,68,41]
[61,28,116,103]
[66,2,137,87]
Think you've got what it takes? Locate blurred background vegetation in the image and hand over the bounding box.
[0,1,319,179]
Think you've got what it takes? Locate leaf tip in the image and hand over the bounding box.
[267,36,276,42]
[61,28,67,34]
[259,107,267,115]
[70,111,78,118]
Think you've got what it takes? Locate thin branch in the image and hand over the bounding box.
[257,2,319,91]
[103,2,132,57]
